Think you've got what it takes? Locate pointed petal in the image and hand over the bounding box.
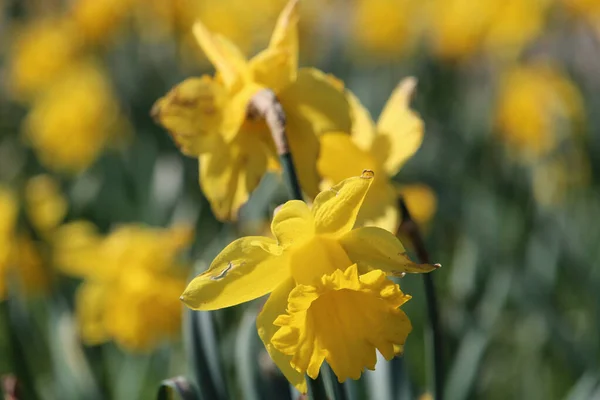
[311,171,374,237]
[347,90,377,152]
[192,21,250,89]
[257,278,307,393]
[271,200,314,248]
[181,237,288,310]
[339,226,438,275]
[151,76,225,156]
[317,132,377,184]
[198,135,267,221]
[374,77,424,176]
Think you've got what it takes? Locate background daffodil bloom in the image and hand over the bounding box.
[495,62,584,161]
[54,222,193,351]
[181,171,438,392]
[23,62,129,173]
[318,77,425,233]
[0,187,18,300]
[25,175,68,237]
[152,0,351,221]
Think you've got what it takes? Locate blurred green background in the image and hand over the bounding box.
[1,0,599,399]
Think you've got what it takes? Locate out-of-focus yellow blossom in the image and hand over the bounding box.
[23,62,129,173]
[8,19,80,101]
[495,63,584,161]
[54,222,193,351]
[152,0,351,221]
[562,0,600,33]
[70,0,136,43]
[351,0,419,57]
[0,187,18,299]
[181,172,438,392]
[429,0,551,60]
[318,78,425,233]
[25,175,67,237]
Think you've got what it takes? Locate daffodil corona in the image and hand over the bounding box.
[181,172,438,392]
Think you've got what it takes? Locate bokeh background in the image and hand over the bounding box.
[1,0,600,399]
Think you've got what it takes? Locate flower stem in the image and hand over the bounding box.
[248,89,303,201]
[249,89,331,400]
[398,197,444,400]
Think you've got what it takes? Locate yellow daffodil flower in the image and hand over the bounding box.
[317,78,425,233]
[70,0,136,44]
[495,63,584,161]
[152,0,351,221]
[23,62,130,173]
[181,172,438,392]
[54,223,193,351]
[25,175,67,237]
[7,19,80,102]
[429,0,550,60]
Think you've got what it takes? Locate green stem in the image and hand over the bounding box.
[398,197,444,400]
[307,375,328,400]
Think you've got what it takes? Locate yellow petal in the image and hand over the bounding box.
[151,76,225,156]
[374,77,424,176]
[317,132,377,185]
[250,0,299,91]
[311,171,374,237]
[339,226,438,275]
[198,134,267,221]
[347,90,377,152]
[280,68,352,137]
[356,184,400,234]
[271,200,314,248]
[192,21,250,89]
[250,49,294,94]
[180,237,288,310]
[53,221,104,279]
[396,183,438,227]
[279,69,352,197]
[256,278,307,394]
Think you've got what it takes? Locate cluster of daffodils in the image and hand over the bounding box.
[53,222,193,351]
[182,172,438,391]
[152,0,440,390]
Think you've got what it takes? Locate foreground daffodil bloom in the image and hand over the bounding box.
[54,223,192,351]
[152,0,351,220]
[318,78,427,233]
[181,172,438,392]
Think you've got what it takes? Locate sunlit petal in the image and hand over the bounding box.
[180,237,288,310]
[271,200,314,248]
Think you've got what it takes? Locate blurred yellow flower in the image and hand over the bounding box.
[495,63,584,161]
[397,184,437,230]
[351,0,419,57]
[70,0,136,43]
[54,222,193,351]
[0,187,18,299]
[23,62,129,173]
[152,0,351,221]
[318,78,426,233]
[181,172,437,392]
[7,19,80,101]
[25,175,67,237]
[429,0,550,60]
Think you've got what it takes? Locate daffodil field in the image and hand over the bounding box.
[1,0,599,399]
